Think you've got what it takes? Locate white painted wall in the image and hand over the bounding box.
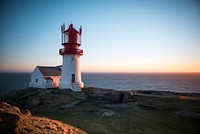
[46,76,61,87]
[59,55,72,89]
[45,79,52,88]
[29,67,46,88]
[75,55,84,88]
[59,54,84,90]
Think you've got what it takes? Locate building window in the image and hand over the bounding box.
[35,78,38,83]
[72,74,75,82]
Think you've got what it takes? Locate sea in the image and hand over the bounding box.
[0,73,200,93]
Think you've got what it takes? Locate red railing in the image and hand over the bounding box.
[59,48,83,55]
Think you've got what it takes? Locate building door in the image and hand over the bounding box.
[72,74,75,83]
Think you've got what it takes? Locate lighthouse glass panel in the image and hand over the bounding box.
[77,34,81,44]
[64,33,69,43]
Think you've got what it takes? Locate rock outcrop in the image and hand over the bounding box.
[0,88,200,134]
[82,87,176,103]
[0,88,87,109]
[0,101,87,134]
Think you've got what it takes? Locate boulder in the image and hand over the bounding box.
[0,101,87,134]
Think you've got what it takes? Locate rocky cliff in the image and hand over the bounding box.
[0,101,87,134]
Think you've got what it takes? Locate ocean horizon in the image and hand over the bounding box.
[0,72,200,93]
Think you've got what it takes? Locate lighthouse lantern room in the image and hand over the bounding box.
[59,23,84,91]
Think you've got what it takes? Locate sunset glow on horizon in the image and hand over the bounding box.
[0,0,200,73]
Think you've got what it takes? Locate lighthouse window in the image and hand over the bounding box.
[64,34,69,43]
[77,34,81,44]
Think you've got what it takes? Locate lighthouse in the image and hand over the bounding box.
[59,23,84,91]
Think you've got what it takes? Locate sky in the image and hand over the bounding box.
[0,0,200,73]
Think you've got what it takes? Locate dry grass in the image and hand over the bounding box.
[0,102,87,134]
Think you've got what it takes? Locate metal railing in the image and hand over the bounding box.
[59,48,83,55]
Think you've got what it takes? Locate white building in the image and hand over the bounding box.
[29,23,84,91]
[29,66,61,89]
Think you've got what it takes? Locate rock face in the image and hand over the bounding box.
[82,87,164,103]
[0,101,87,134]
[0,88,200,134]
[83,87,123,103]
[0,88,87,109]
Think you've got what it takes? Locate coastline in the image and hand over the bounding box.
[1,72,200,93]
[1,87,200,134]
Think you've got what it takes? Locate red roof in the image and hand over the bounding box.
[64,24,79,33]
[37,66,61,76]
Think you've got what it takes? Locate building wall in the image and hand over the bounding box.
[45,79,52,88]
[45,76,61,88]
[59,54,84,89]
[75,55,84,87]
[60,55,72,88]
[29,67,45,88]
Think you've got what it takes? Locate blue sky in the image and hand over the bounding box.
[0,0,200,72]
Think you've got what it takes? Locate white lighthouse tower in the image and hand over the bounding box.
[59,23,84,91]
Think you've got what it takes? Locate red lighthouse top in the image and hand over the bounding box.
[59,23,83,56]
[64,24,79,33]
